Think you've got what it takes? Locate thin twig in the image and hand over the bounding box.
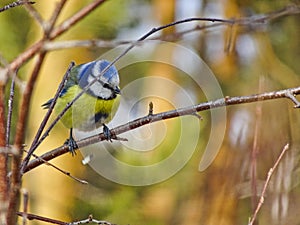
[8,0,107,74]
[21,189,29,225]
[285,91,300,108]
[250,77,264,218]
[8,52,46,225]
[248,143,289,225]
[43,39,143,51]
[49,0,108,40]
[17,212,67,225]
[16,213,114,225]
[23,149,88,184]
[148,102,154,116]
[0,0,35,13]
[6,70,17,146]
[20,62,75,173]
[69,215,114,225]
[45,0,68,35]
[23,1,44,27]
[39,17,243,158]
[5,4,300,75]
[13,52,46,153]
[24,86,300,173]
[31,4,300,149]
[0,85,9,210]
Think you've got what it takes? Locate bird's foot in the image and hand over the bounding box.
[103,124,113,142]
[65,128,78,156]
[64,137,78,156]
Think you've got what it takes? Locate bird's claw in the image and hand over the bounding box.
[103,124,113,142]
[65,128,78,156]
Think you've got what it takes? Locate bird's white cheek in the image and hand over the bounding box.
[98,88,113,99]
[89,84,112,99]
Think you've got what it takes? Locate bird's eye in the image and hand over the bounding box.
[103,83,110,89]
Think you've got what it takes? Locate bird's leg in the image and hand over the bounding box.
[103,124,113,142]
[64,128,78,156]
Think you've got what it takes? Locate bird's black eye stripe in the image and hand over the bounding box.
[103,83,114,91]
[103,83,110,89]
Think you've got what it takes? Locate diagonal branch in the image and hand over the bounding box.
[8,0,108,73]
[20,62,75,173]
[16,212,114,225]
[248,143,289,225]
[17,212,67,225]
[49,0,107,39]
[0,0,34,13]
[7,3,300,76]
[24,86,300,173]
[8,52,47,225]
[38,4,300,159]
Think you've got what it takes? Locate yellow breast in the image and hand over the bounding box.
[55,85,120,131]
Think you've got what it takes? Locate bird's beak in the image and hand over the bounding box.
[114,86,121,94]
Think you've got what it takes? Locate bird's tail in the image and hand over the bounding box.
[41,99,53,109]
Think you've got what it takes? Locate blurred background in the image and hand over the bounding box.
[1,0,300,224]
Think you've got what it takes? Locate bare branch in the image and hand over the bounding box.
[8,51,46,225]
[23,2,44,27]
[20,62,75,173]
[24,86,300,173]
[14,52,46,150]
[6,4,300,74]
[69,215,114,225]
[17,212,67,225]
[285,91,300,108]
[41,3,300,52]
[7,0,107,73]
[21,189,29,225]
[49,0,108,40]
[1,3,299,224]
[0,0,34,13]
[46,0,68,34]
[39,17,244,155]
[23,150,88,184]
[42,39,141,51]
[16,213,114,225]
[6,71,17,146]
[29,4,300,144]
[248,143,289,225]
[250,78,264,212]
[148,102,154,116]
[0,84,9,224]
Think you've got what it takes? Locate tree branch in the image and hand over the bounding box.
[16,213,114,225]
[0,0,34,13]
[248,143,289,225]
[7,0,108,74]
[34,4,300,164]
[20,62,75,173]
[16,212,67,225]
[24,86,300,173]
[6,3,300,76]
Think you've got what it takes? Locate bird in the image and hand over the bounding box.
[42,60,121,155]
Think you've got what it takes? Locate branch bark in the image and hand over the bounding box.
[24,86,300,173]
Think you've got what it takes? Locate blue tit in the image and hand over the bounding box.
[42,60,121,155]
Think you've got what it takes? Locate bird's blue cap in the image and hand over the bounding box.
[78,60,119,85]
